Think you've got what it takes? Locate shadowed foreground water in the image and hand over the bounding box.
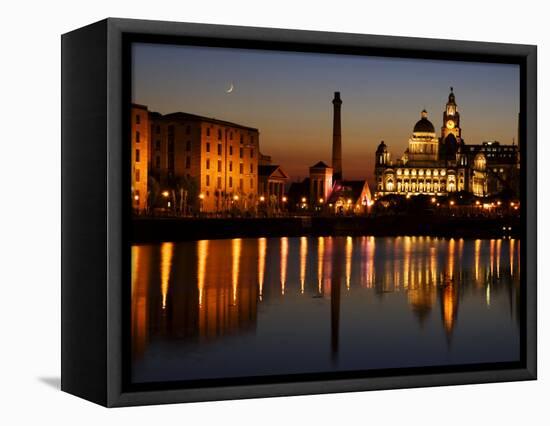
[131,236,520,384]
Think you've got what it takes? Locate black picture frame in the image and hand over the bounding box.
[61,17,537,407]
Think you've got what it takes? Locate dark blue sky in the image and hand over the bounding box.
[132,43,519,181]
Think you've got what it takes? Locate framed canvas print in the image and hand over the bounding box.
[61,18,537,407]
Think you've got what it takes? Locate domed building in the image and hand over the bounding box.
[373,88,518,198]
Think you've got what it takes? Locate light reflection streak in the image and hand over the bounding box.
[489,239,495,277]
[403,236,411,289]
[447,238,455,280]
[345,236,353,290]
[510,238,515,276]
[366,237,375,288]
[160,242,174,310]
[280,237,288,295]
[197,240,209,306]
[300,237,307,294]
[430,245,437,285]
[318,236,325,293]
[496,239,501,278]
[258,238,266,301]
[232,238,241,304]
[474,239,481,282]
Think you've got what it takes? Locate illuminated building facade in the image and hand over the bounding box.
[309,161,333,205]
[131,104,260,213]
[131,104,149,212]
[374,88,519,198]
[258,165,289,209]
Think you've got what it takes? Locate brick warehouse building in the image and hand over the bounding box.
[131,104,260,214]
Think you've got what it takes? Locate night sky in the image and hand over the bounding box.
[132,43,519,183]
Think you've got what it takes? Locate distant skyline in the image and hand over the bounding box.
[132,43,520,183]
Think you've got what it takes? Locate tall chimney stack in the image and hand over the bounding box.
[332,92,343,181]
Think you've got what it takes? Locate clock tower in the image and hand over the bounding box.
[441,87,462,143]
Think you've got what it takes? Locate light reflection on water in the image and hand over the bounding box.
[131,236,521,384]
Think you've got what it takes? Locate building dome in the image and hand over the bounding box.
[413,109,435,133]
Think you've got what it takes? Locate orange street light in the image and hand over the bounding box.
[319,198,324,204]
[134,194,139,201]
[162,190,169,198]
[199,193,205,200]
[282,196,287,202]
[431,197,436,204]
[233,195,239,201]
[301,197,307,203]
[450,200,455,206]
[260,195,265,202]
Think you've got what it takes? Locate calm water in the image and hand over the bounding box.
[131,236,520,384]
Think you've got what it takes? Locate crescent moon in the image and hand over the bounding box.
[226,83,234,94]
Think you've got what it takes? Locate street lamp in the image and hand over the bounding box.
[450,200,455,206]
[301,197,307,203]
[199,193,205,200]
[134,194,139,201]
[234,195,239,201]
[282,196,287,203]
[260,195,265,202]
[162,190,169,198]
[319,198,324,204]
